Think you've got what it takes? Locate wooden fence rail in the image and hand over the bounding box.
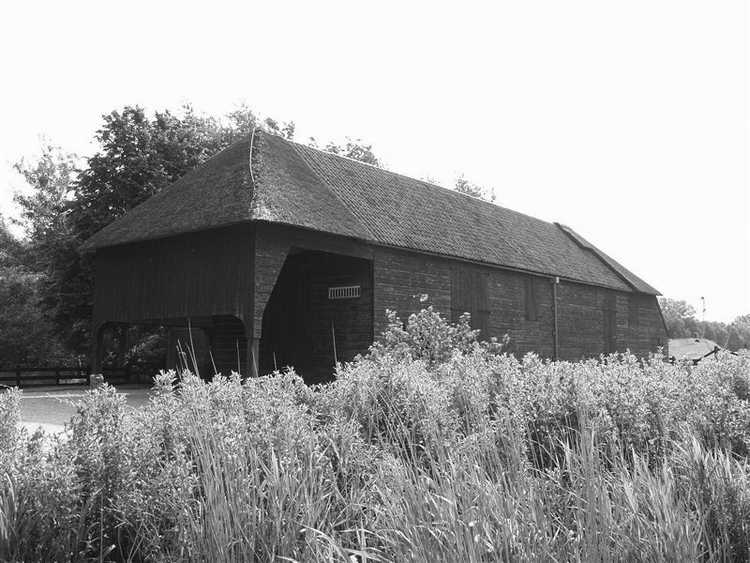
[0,365,141,389]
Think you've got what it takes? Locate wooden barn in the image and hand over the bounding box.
[82,130,668,383]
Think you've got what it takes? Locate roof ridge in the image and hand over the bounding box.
[554,223,659,294]
[269,131,561,228]
[554,223,631,288]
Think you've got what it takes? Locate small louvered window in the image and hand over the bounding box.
[328,285,361,300]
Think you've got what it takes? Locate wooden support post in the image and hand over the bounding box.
[118,323,129,368]
[166,328,177,372]
[91,323,105,375]
[552,277,559,361]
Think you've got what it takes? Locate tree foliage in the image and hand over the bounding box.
[454,174,496,202]
[309,137,380,167]
[659,297,750,351]
[12,143,78,244]
[0,216,66,365]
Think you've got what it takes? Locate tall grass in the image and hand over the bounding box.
[1,308,749,561]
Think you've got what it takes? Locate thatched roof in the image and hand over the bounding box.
[83,130,659,294]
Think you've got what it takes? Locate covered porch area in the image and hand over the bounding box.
[92,315,252,382]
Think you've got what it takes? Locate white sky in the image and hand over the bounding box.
[0,1,747,322]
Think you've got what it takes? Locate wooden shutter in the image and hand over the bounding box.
[451,266,489,335]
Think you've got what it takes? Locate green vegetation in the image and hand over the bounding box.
[2,314,750,561]
[659,297,750,352]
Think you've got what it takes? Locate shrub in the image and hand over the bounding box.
[1,310,750,561]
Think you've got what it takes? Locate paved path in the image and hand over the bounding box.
[19,385,152,434]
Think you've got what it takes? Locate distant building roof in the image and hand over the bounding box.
[669,338,721,362]
[82,130,659,295]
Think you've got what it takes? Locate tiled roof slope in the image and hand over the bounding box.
[250,133,370,240]
[81,138,256,249]
[556,224,659,294]
[83,130,659,295]
[292,141,660,294]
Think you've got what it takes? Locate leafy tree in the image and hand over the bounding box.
[0,215,21,268]
[0,217,66,365]
[262,116,296,140]
[12,144,79,285]
[726,328,743,352]
[659,297,750,351]
[728,314,750,352]
[309,137,381,167]
[658,298,698,338]
[454,174,496,202]
[702,322,729,348]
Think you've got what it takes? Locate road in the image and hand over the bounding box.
[18,385,152,434]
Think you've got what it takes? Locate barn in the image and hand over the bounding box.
[82,130,668,383]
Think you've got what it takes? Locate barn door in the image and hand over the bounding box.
[451,266,490,336]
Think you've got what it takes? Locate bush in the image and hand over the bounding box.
[1,309,750,561]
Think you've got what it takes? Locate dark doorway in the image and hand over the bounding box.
[260,250,373,384]
[166,316,247,378]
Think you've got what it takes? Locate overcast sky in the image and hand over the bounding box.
[0,1,747,322]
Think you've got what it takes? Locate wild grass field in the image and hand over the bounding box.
[1,308,749,562]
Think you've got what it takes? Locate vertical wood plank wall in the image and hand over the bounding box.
[93,224,255,326]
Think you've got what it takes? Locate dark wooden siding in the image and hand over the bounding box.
[451,266,490,334]
[92,222,666,376]
[523,277,538,321]
[603,292,617,353]
[93,224,254,326]
[372,245,665,360]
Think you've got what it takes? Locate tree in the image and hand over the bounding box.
[309,137,381,167]
[702,321,729,348]
[454,174,496,202]
[262,116,296,140]
[13,143,78,239]
[728,314,750,351]
[12,144,79,274]
[658,297,750,350]
[726,327,743,352]
[658,298,698,338]
[0,216,66,365]
[0,215,22,268]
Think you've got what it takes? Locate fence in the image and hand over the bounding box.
[0,365,140,389]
